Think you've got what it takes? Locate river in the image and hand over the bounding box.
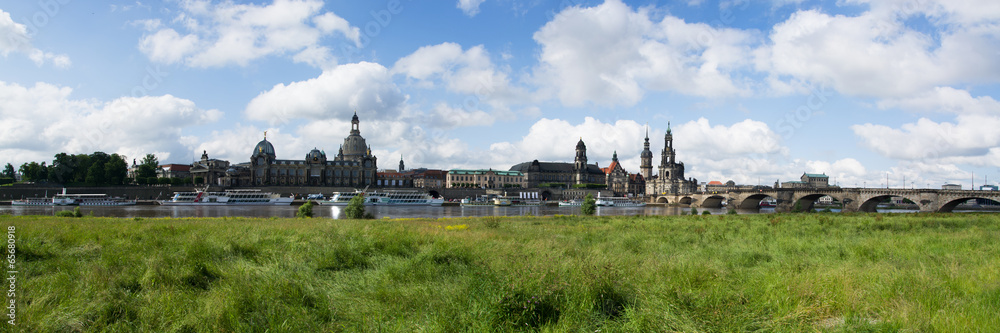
[0,205,763,219]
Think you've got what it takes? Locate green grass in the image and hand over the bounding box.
[4,213,1000,332]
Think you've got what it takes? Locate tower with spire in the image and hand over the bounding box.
[647,121,696,196]
[398,155,405,172]
[574,138,588,184]
[640,125,653,179]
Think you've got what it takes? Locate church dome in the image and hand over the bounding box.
[253,138,275,157]
[342,133,368,159]
[576,138,586,149]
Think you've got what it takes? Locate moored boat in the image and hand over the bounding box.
[11,188,135,206]
[317,190,443,206]
[160,188,293,206]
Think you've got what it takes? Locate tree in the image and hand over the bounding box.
[85,163,106,185]
[18,162,47,181]
[297,201,314,218]
[104,154,128,185]
[345,194,367,219]
[137,154,159,180]
[581,193,596,216]
[2,163,14,179]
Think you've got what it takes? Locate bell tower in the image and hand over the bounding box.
[574,138,588,184]
[640,126,652,179]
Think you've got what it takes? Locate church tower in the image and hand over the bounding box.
[640,126,652,179]
[574,138,588,184]
[398,156,405,172]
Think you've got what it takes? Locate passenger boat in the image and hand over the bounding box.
[11,189,136,206]
[758,199,777,208]
[160,189,293,206]
[557,199,582,207]
[317,190,443,206]
[460,196,495,207]
[603,197,647,207]
[510,192,542,206]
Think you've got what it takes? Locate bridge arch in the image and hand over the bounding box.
[736,194,772,209]
[656,197,668,204]
[700,195,726,208]
[938,197,1000,212]
[679,197,693,205]
[792,193,844,212]
[857,194,920,212]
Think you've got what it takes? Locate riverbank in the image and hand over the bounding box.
[7,213,999,331]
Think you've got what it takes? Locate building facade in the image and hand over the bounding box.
[447,169,526,188]
[411,169,447,188]
[509,139,607,188]
[190,151,231,185]
[602,151,629,196]
[220,112,378,187]
[646,123,698,195]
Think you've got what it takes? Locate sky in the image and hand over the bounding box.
[1,0,1000,189]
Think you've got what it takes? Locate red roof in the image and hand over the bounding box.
[601,161,621,174]
[707,181,724,185]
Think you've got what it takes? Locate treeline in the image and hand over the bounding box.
[3,152,171,186]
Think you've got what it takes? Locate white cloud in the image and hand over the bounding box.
[0,81,219,166]
[457,0,486,17]
[488,117,647,170]
[392,42,525,108]
[429,103,495,129]
[532,0,755,106]
[853,88,1000,162]
[0,9,71,68]
[755,8,1000,97]
[245,62,406,123]
[138,0,359,68]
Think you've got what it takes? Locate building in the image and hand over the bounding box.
[627,173,645,197]
[156,164,191,179]
[377,170,411,188]
[222,112,378,187]
[602,151,629,195]
[509,139,607,188]
[942,184,962,190]
[645,123,698,195]
[801,173,830,188]
[190,151,231,185]
[447,169,526,189]
[980,185,998,191]
[410,169,447,188]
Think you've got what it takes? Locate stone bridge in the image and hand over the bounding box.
[649,188,1000,213]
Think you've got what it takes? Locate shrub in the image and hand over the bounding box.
[690,207,698,215]
[55,207,83,218]
[581,194,596,216]
[701,210,711,215]
[727,208,738,215]
[345,194,366,219]
[297,201,313,218]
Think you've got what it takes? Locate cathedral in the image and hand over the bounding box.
[643,123,697,195]
[222,112,378,187]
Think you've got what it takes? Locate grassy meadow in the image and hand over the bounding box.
[4,212,1000,332]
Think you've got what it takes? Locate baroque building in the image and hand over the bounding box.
[223,112,378,187]
[509,139,607,188]
[646,123,697,195]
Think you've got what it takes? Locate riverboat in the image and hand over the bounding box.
[603,197,647,207]
[159,189,293,206]
[11,189,136,206]
[317,190,443,206]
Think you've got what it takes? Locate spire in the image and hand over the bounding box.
[612,150,618,162]
[645,123,649,139]
[263,130,267,139]
[667,121,671,135]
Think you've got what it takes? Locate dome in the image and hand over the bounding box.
[576,138,586,149]
[253,138,275,157]
[306,148,325,161]
[342,133,368,159]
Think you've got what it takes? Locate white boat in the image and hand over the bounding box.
[160,189,293,206]
[317,190,443,206]
[460,196,495,207]
[558,199,582,207]
[603,197,647,207]
[11,188,135,206]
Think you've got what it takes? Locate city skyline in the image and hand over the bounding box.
[2,0,999,189]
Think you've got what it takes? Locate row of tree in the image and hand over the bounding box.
[5,152,160,186]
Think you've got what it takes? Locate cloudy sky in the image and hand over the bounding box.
[1,0,999,189]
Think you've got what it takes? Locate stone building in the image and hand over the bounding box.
[222,112,378,187]
[645,123,698,195]
[509,139,607,188]
[602,151,629,195]
[446,169,526,188]
[628,173,645,197]
[410,169,447,188]
[190,151,230,185]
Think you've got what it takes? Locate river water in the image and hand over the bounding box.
[0,205,763,219]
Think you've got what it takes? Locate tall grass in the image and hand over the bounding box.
[6,213,1000,332]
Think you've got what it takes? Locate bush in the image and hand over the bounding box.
[727,208,738,215]
[701,210,712,215]
[56,207,83,218]
[690,207,698,215]
[157,177,171,185]
[581,194,596,216]
[297,201,313,218]
[345,194,366,219]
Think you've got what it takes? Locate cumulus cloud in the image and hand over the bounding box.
[532,0,755,106]
[393,42,526,108]
[138,0,360,68]
[755,8,1000,97]
[245,62,406,123]
[853,88,1000,161]
[0,9,71,68]
[0,81,219,166]
[457,0,486,17]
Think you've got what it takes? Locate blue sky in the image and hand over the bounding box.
[2,0,1000,189]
